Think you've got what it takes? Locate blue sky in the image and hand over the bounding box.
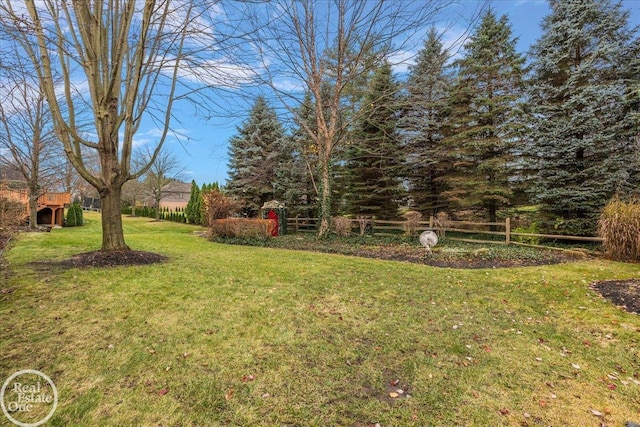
[157,0,640,188]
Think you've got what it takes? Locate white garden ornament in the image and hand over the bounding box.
[419,230,438,252]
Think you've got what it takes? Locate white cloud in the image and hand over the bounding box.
[273,78,305,93]
[388,49,417,74]
[168,57,259,88]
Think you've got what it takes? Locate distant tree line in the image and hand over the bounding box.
[227,1,639,236]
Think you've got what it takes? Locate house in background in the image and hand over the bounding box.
[0,186,71,226]
[145,181,191,211]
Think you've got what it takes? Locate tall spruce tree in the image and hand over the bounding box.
[400,27,452,216]
[226,97,286,215]
[442,10,526,223]
[527,0,640,235]
[347,60,403,220]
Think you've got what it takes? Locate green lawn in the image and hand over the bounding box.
[1,212,639,426]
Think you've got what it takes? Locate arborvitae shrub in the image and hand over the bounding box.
[74,203,83,225]
[66,204,77,227]
[598,198,640,261]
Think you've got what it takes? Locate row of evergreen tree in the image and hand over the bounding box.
[185,181,220,225]
[226,1,639,235]
[132,206,188,223]
[121,182,219,225]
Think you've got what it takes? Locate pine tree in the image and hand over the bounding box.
[399,27,452,215]
[185,180,202,224]
[226,97,286,216]
[527,0,640,235]
[441,10,526,223]
[347,60,403,220]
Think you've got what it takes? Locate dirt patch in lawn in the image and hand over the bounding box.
[591,279,640,314]
[29,250,167,270]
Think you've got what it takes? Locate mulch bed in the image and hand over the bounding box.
[29,250,167,269]
[347,246,580,269]
[591,279,640,315]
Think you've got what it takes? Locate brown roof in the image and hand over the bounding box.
[161,181,192,194]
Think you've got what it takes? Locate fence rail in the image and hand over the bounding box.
[286,216,603,250]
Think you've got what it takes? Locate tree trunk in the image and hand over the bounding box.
[28,181,38,229]
[489,204,498,232]
[155,196,161,221]
[317,159,331,238]
[99,186,129,251]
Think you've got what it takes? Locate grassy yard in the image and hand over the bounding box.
[1,212,639,426]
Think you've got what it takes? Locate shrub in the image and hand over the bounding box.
[74,203,83,226]
[65,203,84,227]
[204,190,241,227]
[66,204,78,227]
[403,211,422,236]
[598,197,640,261]
[210,218,275,239]
[332,216,352,237]
[356,215,371,236]
[0,196,24,231]
[434,212,451,238]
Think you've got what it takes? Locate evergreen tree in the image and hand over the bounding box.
[347,60,403,219]
[226,97,286,216]
[442,10,526,223]
[287,92,320,217]
[527,0,640,235]
[66,204,77,227]
[65,202,83,227]
[399,27,452,215]
[185,180,202,224]
[75,202,83,226]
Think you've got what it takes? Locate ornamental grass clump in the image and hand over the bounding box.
[403,211,422,236]
[598,197,640,261]
[332,216,352,237]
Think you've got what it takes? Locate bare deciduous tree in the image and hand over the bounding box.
[252,0,458,237]
[0,49,61,229]
[0,0,245,250]
[141,148,184,221]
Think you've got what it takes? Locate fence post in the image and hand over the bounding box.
[429,215,434,229]
[505,217,511,245]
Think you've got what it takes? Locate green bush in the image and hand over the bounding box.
[66,204,78,227]
[512,222,542,245]
[75,203,83,226]
[65,203,83,227]
[598,197,640,261]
